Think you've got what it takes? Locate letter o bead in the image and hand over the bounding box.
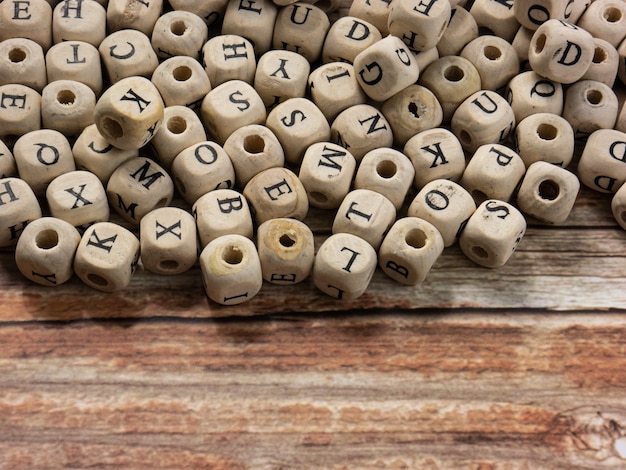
[0,177,42,247]
[199,234,263,306]
[15,217,81,286]
[577,129,626,193]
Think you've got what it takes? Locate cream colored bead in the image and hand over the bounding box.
[257,218,314,284]
[388,0,451,52]
[515,112,574,168]
[41,79,96,136]
[202,34,256,87]
[200,80,267,145]
[139,207,197,275]
[404,127,466,189]
[46,170,109,230]
[223,124,285,187]
[168,0,228,28]
[469,0,519,41]
[313,232,377,300]
[516,161,579,223]
[307,62,367,122]
[0,140,17,178]
[0,0,52,51]
[199,234,262,306]
[272,3,330,63]
[0,38,47,92]
[99,29,159,83]
[73,221,140,292]
[0,84,41,138]
[94,75,164,150]
[0,177,42,247]
[354,148,415,210]
[378,217,444,285]
[419,55,481,122]
[254,50,310,110]
[561,80,618,140]
[106,0,163,36]
[46,41,102,96]
[581,38,619,87]
[611,182,626,230]
[170,141,236,205]
[451,90,516,154]
[437,5,479,57]
[222,0,278,55]
[15,217,81,286]
[578,129,626,193]
[459,199,526,268]
[192,189,254,248]
[322,16,382,64]
[513,0,570,30]
[243,167,308,225]
[504,70,563,123]
[151,56,212,111]
[407,179,476,247]
[151,10,208,60]
[460,35,519,91]
[330,104,394,161]
[52,0,106,47]
[566,0,591,24]
[348,0,392,35]
[265,97,330,165]
[577,0,626,48]
[298,142,357,210]
[353,35,420,102]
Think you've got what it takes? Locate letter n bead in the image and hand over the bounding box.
[0,177,42,247]
[577,129,626,193]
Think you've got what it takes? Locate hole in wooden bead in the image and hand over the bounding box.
[443,65,464,82]
[471,245,489,259]
[159,259,180,271]
[586,89,603,105]
[167,116,187,134]
[8,48,26,62]
[536,123,558,140]
[593,46,608,64]
[483,45,502,60]
[459,130,472,147]
[102,117,124,139]
[170,20,187,36]
[405,228,427,249]
[87,273,109,287]
[408,101,421,118]
[534,34,546,54]
[376,160,397,179]
[222,245,244,265]
[57,89,76,105]
[603,7,622,22]
[309,191,328,205]
[35,230,59,249]
[173,66,192,81]
[538,180,560,200]
[279,232,297,248]
[244,134,265,154]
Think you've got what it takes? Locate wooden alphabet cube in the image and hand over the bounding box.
[202,34,256,87]
[348,0,392,35]
[106,0,163,36]
[331,104,394,161]
[0,84,41,138]
[0,38,47,92]
[562,80,618,141]
[52,0,106,47]
[98,29,159,83]
[151,56,212,111]
[505,70,563,123]
[460,35,519,91]
[308,62,367,121]
[46,41,103,95]
[388,0,451,52]
[254,50,310,110]
[577,0,626,48]
[437,6,478,57]
[513,0,570,31]
[272,3,330,63]
[322,16,382,64]
[0,0,52,51]
[0,177,42,247]
[578,129,626,193]
[515,112,574,168]
[151,10,208,60]
[222,0,278,55]
[469,0,519,41]
[583,38,619,88]
[41,79,96,136]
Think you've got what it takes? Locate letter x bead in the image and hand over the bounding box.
[578,129,626,193]
[0,177,42,247]
[0,38,47,92]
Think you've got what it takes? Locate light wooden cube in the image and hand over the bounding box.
[41,79,96,136]
[470,0,519,41]
[581,38,619,88]
[460,35,519,91]
[0,0,52,51]
[322,16,382,64]
[254,50,310,110]
[459,199,526,268]
[561,79,618,140]
[222,0,278,55]
[192,188,254,248]
[378,216,444,285]
[332,189,396,250]
[0,177,42,247]
[0,84,41,138]
[52,0,106,47]
[504,70,563,123]
[46,40,103,96]
[106,0,163,36]
[611,182,626,230]
[348,0,392,35]
[170,141,236,204]
[272,3,330,63]
[168,0,229,28]
[312,232,377,300]
[139,206,197,275]
[513,0,570,30]
[257,218,314,284]
[0,140,17,178]
[578,129,626,193]
[0,38,47,92]
[199,234,262,305]
[202,34,256,87]
[298,142,357,210]
[151,56,212,111]
[388,0,451,52]
[15,217,81,286]
[73,221,140,292]
[515,112,574,168]
[99,29,159,83]
[516,160,580,223]
[106,157,174,224]
[577,0,626,48]
[308,62,367,121]
[437,6,478,57]
[151,10,208,60]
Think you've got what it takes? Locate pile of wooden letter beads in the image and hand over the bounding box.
[1,0,626,305]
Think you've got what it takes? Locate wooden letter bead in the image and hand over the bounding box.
[222,0,278,56]
[106,0,163,36]
[322,16,382,64]
[151,10,208,60]
[13,129,75,197]
[0,38,47,92]
[460,144,526,203]
[94,76,165,150]
[353,148,415,210]
[407,179,476,247]
[437,6,478,57]
[139,207,197,275]
[150,106,207,171]
[307,62,367,122]
[151,56,212,111]
[0,177,42,247]
[202,34,256,87]
[254,50,310,110]
[348,0,392,35]
[170,141,236,205]
[41,80,96,136]
[459,35,519,91]
[272,3,330,63]
[15,217,81,286]
[46,41,103,96]
[200,80,267,145]
[168,0,229,28]
[504,70,563,123]
[0,140,17,179]
[381,84,443,147]
[577,129,626,193]
[528,19,595,84]
[561,80,618,140]
[330,104,394,161]
[469,0,519,41]
[378,216,444,285]
[243,167,308,225]
[98,29,159,83]
[52,0,107,47]
[46,170,109,230]
[312,232,377,300]
[515,112,574,168]
[222,124,285,187]
[577,0,626,48]
[332,189,396,250]
[192,189,254,248]
[513,0,569,31]
[73,221,140,292]
[403,128,466,189]
[388,0,451,52]
[106,156,174,224]
[298,142,357,210]
[0,0,52,51]
[265,97,330,165]
[459,200,526,268]
[199,234,262,305]
[72,124,138,184]
[257,218,314,284]
[353,35,420,102]
[451,90,515,154]
[611,182,626,230]
[419,56,481,122]
[0,84,41,138]
[581,38,619,87]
